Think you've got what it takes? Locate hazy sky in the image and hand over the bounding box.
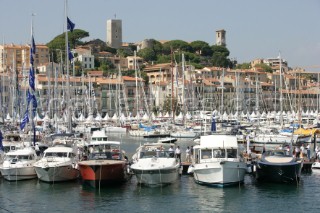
[1,0,319,70]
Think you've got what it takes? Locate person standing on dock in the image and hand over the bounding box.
[175,146,181,163]
[295,146,300,158]
[186,146,191,163]
[190,146,194,162]
[300,144,305,159]
[306,144,311,160]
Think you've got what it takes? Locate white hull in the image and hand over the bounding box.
[0,166,37,181]
[170,131,197,138]
[105,126,127,133]
[193,161,247,186]
[132,167,179,185]
[34,164,79,182]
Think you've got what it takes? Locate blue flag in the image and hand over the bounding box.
[29,67,35,91]
[30,52,34,65]
[31,35,36,54]
[32,95,38,111]
[68,43,74,61]
[0,130,3,151]
[67,17,75,32]
[20,110,29,130]
[211,112,216,132]
[27,89,32,106]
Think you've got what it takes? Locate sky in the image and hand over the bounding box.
[0,0,319,71]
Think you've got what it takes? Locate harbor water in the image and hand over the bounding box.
[1,133,320,213]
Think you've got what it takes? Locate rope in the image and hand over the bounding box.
[99,163,102,194]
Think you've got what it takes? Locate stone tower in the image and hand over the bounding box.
[106,19,122,49]
[216,29,226,46]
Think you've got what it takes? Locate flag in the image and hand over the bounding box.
[68,43,74,61]
[27,89,32,107]
[31,35,36,54]
[20,110,29,130]
[32,94,37,110]
[30,52,34,65]
[29,67,35,91]
[0,130,3,151]
[67,17,75,32]
[211,112,216,132]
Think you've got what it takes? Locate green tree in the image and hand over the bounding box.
[162,96,181,116]
[254,63,273,73]
[162,40,193,55]
[190,40,209,54]
[137,47,157,62]
[236,63,251,69]
[47,29,90,62]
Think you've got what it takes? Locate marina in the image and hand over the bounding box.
[1,1,320,212]
[0,133,320,213]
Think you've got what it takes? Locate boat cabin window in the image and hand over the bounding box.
[140,151,173,158]
[45,152,68,157]
[88,144,121,160]
[4,155,15,161]
[227,149,237,158]
[212,149,225,158]
[4,146,16,153]
[201,149,212,159]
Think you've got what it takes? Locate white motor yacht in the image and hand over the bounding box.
[0,147,38,181]
[192,134,247,186]
[130,143,180,186]
[34,141,79,182]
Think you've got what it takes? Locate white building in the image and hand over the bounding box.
[74,48,94,70]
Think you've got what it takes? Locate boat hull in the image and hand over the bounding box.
[255,161,302,183]
[193,161,247,186]
[0,166,37,181]
[78,160,129,187]
[131,167,179,185]
[34,165,79,182]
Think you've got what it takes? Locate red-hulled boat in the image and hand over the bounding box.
[78,130,130,187]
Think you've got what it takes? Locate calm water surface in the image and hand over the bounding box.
[1,133,320,213]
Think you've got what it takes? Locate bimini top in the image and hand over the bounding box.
[91,130,108,142]
[198,135,238,148]
[89,141,120,146]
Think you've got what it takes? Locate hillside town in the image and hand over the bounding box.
[0,20,318,120]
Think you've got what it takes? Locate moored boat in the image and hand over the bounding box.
[192,134,247,186]
[130,143,180,186]
[255,149,303,183]
[78,130,130,187]
[0,147,38,181]
[34,143,79,182]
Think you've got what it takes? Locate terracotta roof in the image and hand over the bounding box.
[88,71,103,76]
[122,76,144,81]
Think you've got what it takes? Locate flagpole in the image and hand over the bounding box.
[65,0,72,133]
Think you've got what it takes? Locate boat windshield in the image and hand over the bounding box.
[45,152,69,157]
[88,144,121,160]
[139,151,175,158]
[4,155,31,161]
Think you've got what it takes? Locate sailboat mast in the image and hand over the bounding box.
[134,51,138,117]
[221,68,225,114]
[171,48,174,121]
[279,52,283,127]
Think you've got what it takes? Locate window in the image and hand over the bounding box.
[213,149,225,158]
[201,149,212,159]
[227,149,237,158]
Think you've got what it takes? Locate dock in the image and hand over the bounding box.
[181,162,192,175]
